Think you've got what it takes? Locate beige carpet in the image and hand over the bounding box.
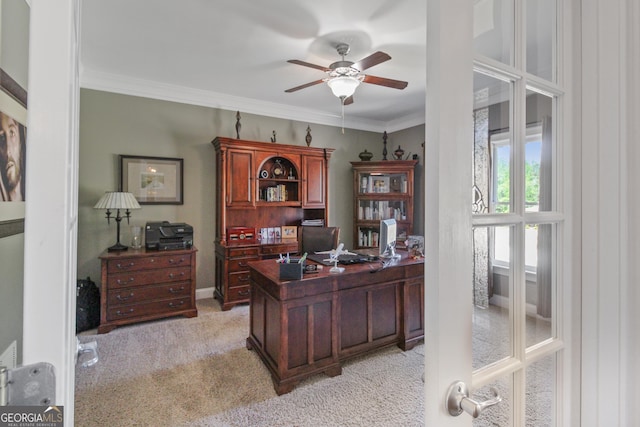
[75,298,425,426]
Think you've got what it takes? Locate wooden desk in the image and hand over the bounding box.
[246,253,424,395]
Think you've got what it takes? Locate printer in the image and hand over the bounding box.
[145,221,193,250]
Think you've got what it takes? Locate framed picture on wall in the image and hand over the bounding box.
[120,155,184,204]
[0,68,28,237]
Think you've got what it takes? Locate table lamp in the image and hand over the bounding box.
[94,191,141,252]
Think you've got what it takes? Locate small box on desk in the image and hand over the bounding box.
[279,262,304,280]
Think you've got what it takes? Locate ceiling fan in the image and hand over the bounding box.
[285,43,408,105]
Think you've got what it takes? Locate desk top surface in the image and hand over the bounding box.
[248,250,424,293]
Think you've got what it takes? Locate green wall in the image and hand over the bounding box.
[78,89,425,292]
[0,0,29,365]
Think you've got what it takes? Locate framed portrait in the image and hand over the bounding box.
[120,155,183,204]
[0,68,27,236]
[281,225,297,240]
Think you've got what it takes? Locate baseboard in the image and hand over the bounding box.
[489,294,538,316]
[196,286,215,300]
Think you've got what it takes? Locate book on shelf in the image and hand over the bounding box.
[301,219,324,226]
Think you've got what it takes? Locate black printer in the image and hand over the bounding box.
[145,221,193,250]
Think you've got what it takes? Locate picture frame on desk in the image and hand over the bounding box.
[120,155,183,204]
[281,225,297,240]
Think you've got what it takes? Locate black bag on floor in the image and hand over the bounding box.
[76,276,100,333]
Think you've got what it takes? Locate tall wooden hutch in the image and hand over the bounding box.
[212,137,334,310]
[351,160,418,250]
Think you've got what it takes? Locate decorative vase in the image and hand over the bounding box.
[394,145,405,160]
[305,125,312,146]
[358,149,373,161]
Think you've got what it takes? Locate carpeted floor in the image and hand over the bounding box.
[75,299,425,426]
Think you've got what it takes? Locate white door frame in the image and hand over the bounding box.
[424,0,475,424]
[22,0,79,424]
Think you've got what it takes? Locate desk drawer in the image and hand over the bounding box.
[107,266,191,288]
[228,258,257,273]
[107,297,192,321]
[107,253,192,273]
[228,247,259,258]
[107,281,191,306]
[261,243,298,256]
[228,271,251,287]
[228,285,250,302]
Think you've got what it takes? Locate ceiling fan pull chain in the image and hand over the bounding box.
[341,100,345,134]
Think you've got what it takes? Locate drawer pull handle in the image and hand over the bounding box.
[168,272,186,279]
[115,308,134,316]
[238,262,248,267]
[116,277,135,285]
[168,300,185,308]
[116,262,135,269]
[168,287,185,293]
[168,257,186,264]
[239,276,250,282]
[116,292,134,301]
[238,289,250,297]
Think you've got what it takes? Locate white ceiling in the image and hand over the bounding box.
[80,0,427,133]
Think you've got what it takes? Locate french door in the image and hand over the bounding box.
[425,0,573,425]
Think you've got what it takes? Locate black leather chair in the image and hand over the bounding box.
[299,226,340,254]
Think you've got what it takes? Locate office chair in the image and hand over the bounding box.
[299,226,340,254]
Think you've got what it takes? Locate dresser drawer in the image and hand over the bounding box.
[107,266,191,288]
[107,297,193,321]
[107,281,191,306]
[228,247,259,258]
[228,257,257,273]
[107,253,192,273]
[228,271,251,287]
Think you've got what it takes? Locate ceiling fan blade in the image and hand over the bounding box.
[287,59,331,72]
[343,95,354,105]
[362,74,408,90]
[284,79,325,93]
[352,51,391,71]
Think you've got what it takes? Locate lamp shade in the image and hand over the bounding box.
[93,191,141,210]
[327,76,361,98]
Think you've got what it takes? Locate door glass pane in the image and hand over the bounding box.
[525,89,553,212]
[473,226,512,369]
[473,72,513,214]
[526,0,556,81]
[526,354,556,426]
[525,223,555,347]
[472,376,513,426]
[474,0,514,65]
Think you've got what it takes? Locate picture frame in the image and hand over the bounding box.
[120,155,184,204]
[0,68,28,236]
[371,176,390,193]
[281,225,297,240]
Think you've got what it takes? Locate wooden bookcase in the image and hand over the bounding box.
[351,160,418,250]
[212,136,334,310]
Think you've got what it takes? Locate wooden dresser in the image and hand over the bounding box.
[98,247,197,333]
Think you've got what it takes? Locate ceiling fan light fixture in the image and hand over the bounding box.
[327,75,361,99]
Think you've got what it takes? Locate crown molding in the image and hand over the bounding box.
[80,69,424,133]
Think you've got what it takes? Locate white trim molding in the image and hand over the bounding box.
[80,68,425,133]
